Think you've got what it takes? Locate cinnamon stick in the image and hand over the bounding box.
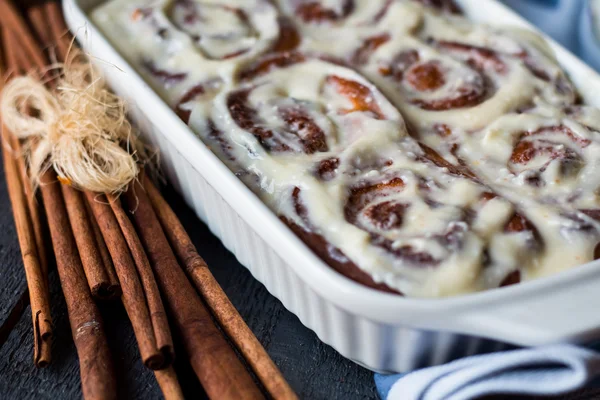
[106,193,174,366]
[8,135,49,276]
[1,128,52,368]
[2,5,117,396]
[85,198,121,296]
[27,2,120,301]
[144,178,298,400]
[62,185,121,300]
[40,170,117,400]
[0,0,47,70]
[2,25,50,279]
[1,23,52,369]
[36,0,174,372]
[27,3,52,54]
[124,179,265,399]
[154,366,185,400]
[85,192,173,370]
[44,1,70,61]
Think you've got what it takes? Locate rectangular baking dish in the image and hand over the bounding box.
[64,0,600,373]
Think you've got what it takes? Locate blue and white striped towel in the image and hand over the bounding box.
[375,344,600,400]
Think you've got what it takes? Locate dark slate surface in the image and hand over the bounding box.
[0,154,29,347]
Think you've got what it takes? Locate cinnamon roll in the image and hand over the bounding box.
[356,33,568,135]
[452,109,600,277]
[338,168,538,294]
[350,8,577,164]
[274,0,426,59]
[209,52,404,161]
[93,0,299,126]
[466,112,600,203]
[282,140,539,295]
[167,0,302,58]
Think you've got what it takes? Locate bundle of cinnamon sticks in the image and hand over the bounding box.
[0,1,297,399]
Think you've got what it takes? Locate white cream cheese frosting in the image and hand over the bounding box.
[92,0,600,297]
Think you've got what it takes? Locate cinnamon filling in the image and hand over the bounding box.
[227,88,329,154]
[272,16,301,52]
[415,0,462,14]
[239,52,306,81]
[509,125,590,183]
[405,61,446,91]
[295,0,355,23]
[351,33,390,65]
[325,75,386,119]
[141,60,187,85]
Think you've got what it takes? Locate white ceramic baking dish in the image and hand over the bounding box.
[64,0,600,373]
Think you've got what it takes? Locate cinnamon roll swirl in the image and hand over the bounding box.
[466,112,600,203]
[450,109,600,277]
[274,0,426,59]
[357,34,557,136]
[209,52,404,161]
[93,0,300,126]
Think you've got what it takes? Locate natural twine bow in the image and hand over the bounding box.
[1,54,143,194]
